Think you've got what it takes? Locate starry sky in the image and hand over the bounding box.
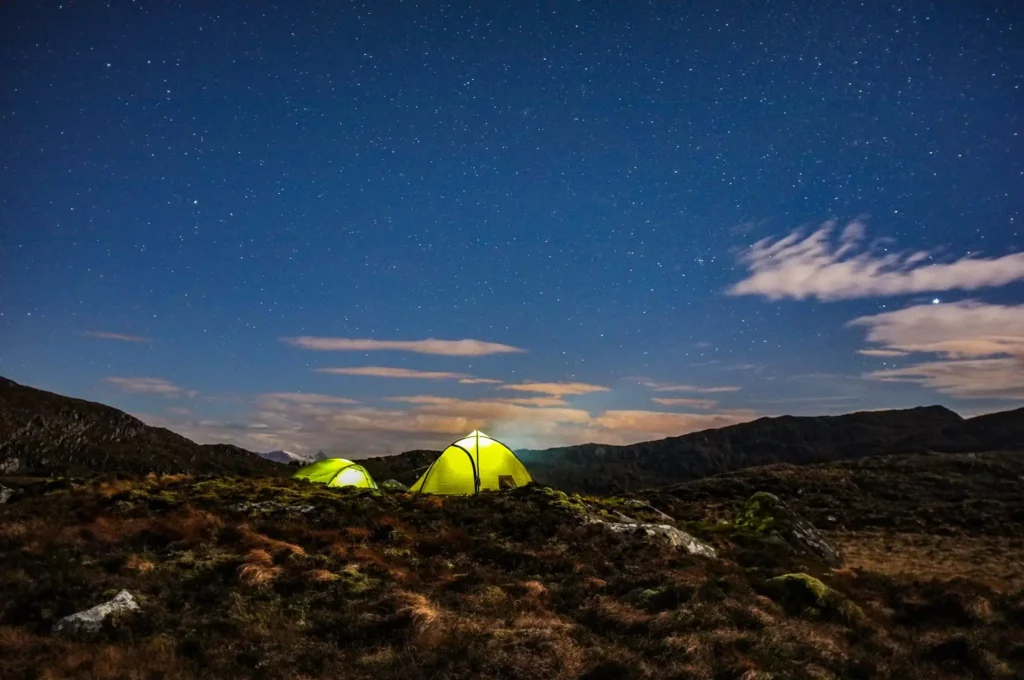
[2,1,1022,456]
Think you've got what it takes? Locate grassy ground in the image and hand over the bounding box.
[1,472,1022,679]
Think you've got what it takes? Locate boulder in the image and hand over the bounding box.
[736,492,842,566]
[53,590,140,635]
[381,479,409,492]
[764,573,865,625]
[588,518,717,558]
[0,484,12,504]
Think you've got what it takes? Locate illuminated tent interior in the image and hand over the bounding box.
[410,430,533,495]
[292,458,378,489]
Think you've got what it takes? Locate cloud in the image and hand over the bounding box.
[316,367,468,380]
[857,349,910,357]
[499,382,610,397]
[866,359,1024,400]
[728,221,1024,301]
[458,378,503,384]
[145,389,760,456]
[651,397,718,409]
[85,331,151,343]
[260,392,360,405]
[104,377,196,399]
[639,381,741,393]
[851,301,1024,399]
[591,410,759,439]
[850,301,1024,358]
[281,337,524,356]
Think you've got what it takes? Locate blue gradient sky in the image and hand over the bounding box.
[2,1,1021,455]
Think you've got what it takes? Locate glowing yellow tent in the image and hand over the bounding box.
[410,430,532,495]
[292,458,377,489]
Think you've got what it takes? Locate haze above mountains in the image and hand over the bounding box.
[2,376,1020,493]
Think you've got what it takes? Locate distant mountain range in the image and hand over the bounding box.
[1,375,1020,489]
[0,377,284,477]
[257,450,311,465]
[362,405,1024,494]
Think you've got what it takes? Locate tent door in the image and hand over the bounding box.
[498,475,517,490]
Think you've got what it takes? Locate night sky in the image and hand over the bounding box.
[2,1,1021,456]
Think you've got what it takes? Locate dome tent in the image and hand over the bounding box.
[292,458,377,489]
[409,430,532,495]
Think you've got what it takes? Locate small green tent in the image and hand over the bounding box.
[292,458,377,489]
[409,430,532,495]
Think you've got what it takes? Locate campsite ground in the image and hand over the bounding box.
[1,451,1023,680]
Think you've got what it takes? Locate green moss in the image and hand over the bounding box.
[734,492,781,533]
[766,573,866,626]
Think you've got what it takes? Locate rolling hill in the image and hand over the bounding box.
[0,377,284,477]
[363,405,1023,494]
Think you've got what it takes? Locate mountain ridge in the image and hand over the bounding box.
[0,376,285,477]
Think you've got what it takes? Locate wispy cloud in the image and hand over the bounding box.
[260,392,360,405]
[85,331,151,343]
[728,221,1024,301]
[858,349,909,357]
[591,410,759,439]
[651,397,718,409]
[104,377,196,398]
[499,382,610,397]
[316,366,468,380]
[145,391,760,456]
[282,337,524,356]
[458,378,503,384]
[639,380,741,393]
[851,301,1024,399]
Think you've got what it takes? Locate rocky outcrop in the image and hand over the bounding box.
[591,518,718,558]
[735,492,842,566]
[53,590,140,635]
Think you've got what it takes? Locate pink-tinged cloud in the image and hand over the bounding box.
[458,378,503,384]
[85,331,151,343]
[852,301,1024,399]
[866,358,1024,400]
[317,366,468,379]
[281,336,524,356]
[146,389,764,455]
[104,377,196,399]
[728,221,1024,301]
[850,301,1024,358]
[591,410,759,438]
[260,392,360,405]
[857,349,910,357]
[651,397,718,409]
[499,382,610,397]
[639,381,741,393]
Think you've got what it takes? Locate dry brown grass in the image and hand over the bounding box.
[240,525,305,555]
[237,548,283,586]
[834,531,1024,592]
[122,555,155,573]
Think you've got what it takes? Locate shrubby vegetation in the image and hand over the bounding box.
[1,468,1022,679]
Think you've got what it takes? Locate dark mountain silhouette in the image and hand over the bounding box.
[364,405,1023,494]
[0,377,284,477]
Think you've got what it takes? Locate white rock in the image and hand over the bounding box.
[0,485,12,504]
[53,590,140,635]
[589,519,717,558]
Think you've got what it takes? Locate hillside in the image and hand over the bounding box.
[1,452,1022,679]
[0,377,284,477]
[360,405,1022,494]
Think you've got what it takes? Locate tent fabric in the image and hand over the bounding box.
[410,430,532,495]
[292,458,378,489]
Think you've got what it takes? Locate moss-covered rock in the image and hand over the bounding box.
[765,573,866,625]
[735,492,843,566]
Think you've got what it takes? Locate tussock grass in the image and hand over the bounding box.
[0,471,1020,679]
